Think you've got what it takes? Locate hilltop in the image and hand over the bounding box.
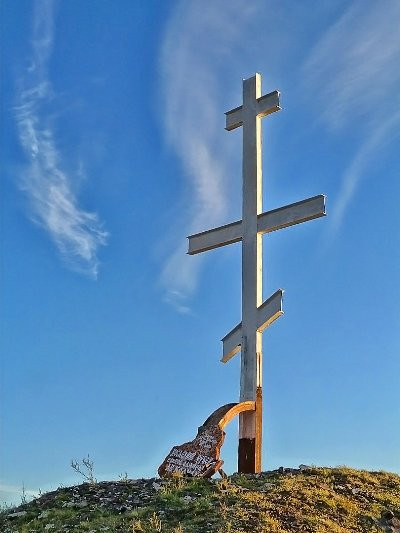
[2,466,400,532]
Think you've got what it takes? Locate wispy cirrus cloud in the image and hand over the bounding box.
[158,0,261,311]
[332,109,400,235]
[159,1,400,310]
[15,0,108,278]
[302,0,400,232]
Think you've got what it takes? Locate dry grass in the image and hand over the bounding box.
[1,467,399,532]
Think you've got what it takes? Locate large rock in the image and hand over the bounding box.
[158,402,255,478]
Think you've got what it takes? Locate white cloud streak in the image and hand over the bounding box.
[158,0,260,311]
[302,0,400,232]
[332,110,400,235]
[159,1,400,309]
[15,0,108,277]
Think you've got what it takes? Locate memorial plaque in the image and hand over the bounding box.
[158,402,255,478]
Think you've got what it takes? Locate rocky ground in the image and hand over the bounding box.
[1,466,400,532]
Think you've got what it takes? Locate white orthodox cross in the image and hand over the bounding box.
[187,73,326,473]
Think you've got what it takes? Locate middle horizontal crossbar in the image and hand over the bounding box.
[188,219,242,255]
[187,195,326,255]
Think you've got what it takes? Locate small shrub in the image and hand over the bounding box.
[70,454,97,484]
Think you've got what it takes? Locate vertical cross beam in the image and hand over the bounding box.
[238,74,263,473]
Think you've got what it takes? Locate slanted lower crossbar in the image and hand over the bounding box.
[221,289,284,363]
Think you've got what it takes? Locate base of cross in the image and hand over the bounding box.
[158,401,256,478]
[238,386,263,473]
[238,438,257,473]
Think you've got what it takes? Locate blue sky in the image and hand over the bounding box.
[1,0,400,505]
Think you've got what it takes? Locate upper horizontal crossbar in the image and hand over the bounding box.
[225,90,281,131]
[187,195,326,255]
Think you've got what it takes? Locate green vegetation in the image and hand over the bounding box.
[1,467,400,532]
